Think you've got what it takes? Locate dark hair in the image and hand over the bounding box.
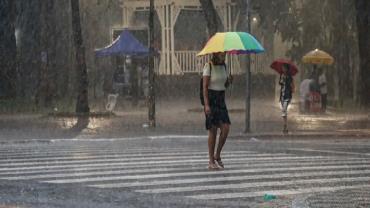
[283,63,291,76]
[211,53,226,65]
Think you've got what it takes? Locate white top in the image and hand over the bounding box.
[300,79,312,101]
[202,63,228,91]
[319,73,327,94]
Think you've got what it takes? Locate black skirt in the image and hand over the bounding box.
[205,89,231,130]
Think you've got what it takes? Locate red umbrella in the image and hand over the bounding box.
[270,59,298,76]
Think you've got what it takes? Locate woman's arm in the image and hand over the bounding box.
[203,75,211,114]
[279,74,284,85]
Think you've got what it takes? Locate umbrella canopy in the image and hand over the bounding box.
[95,29,149,57]
[270,59,298,76]
[302,49,334,65]
[197,32,265,56]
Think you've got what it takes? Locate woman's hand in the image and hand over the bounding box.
[204,105,211,115]
[228,75,233,84]
[279,74,284,85]
[225,75,233,88]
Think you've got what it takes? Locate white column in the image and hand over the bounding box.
[156,5,167,75]
[215,5,227,31]
[215,3,235,31]
[123,6,134,27]
[227,4,232,31]
[170,5,182,75]
[233,9,241,30]
[165,3,170,75]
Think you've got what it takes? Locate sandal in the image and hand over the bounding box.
[208,162,220,170]
[215,158,224,169]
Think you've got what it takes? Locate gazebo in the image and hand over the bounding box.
[121,0,246,75]
[120,0,246,75]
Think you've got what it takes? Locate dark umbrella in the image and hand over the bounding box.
[270,59,298,76]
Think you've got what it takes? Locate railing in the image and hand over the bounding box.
[172,50,271,75]
[174,50,209,74]
[175,50,243,74]
[250,54,273,74]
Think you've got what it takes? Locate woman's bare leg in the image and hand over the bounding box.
[282,100,289,133]
[283,116,288,133]
[208,127,218,164]
[215,123,230,160]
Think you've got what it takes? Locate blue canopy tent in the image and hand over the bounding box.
[95,29,150,57]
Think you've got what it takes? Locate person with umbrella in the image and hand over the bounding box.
[202,52,232,170]
[279,64,295,133]
[198,32,264,170]
[270,59,298,133]
[279,64,294,133]
[302,49,334,113]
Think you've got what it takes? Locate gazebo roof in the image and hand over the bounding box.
[95,29,149,57]
[121,0,234,9]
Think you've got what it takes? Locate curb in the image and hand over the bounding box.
[229,130,370,140]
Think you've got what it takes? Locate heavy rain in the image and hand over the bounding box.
[0,0,369,207]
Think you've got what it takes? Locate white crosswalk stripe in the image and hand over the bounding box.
[0,155,333,172]
[0,153,289,167]
[3,161,370,181]
[42,163,370,184]
[1,145,369,202]
[0,151,261,162]
[0,158,366,178]
[137,176,370,194]
[97,169,370,189]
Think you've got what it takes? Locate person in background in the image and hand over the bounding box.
[319,68,328,113]
[279,64,294,133]
[299,78,312,113]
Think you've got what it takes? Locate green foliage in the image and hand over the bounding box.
[251,0,296,34]
[0,98,38,113]
[251,0,359,104]
[245,0,357,65]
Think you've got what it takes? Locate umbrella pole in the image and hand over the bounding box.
[245,0,252,133]
[148,0,156,127]
[228,65,232,97]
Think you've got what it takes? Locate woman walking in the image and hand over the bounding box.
[279,64,294,133]
[202,52,232,170]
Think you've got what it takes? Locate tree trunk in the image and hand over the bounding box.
[71,0,89,113]
[199,0,222,37]
[16,1,42,99]
[235,0,248,31]
[36,0,57,107]
[0,0,17,98]
[355,0,370,107]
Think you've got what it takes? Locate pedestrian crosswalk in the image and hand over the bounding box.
[0,144,370,203]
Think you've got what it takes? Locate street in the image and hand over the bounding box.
[0,136,369,208]
[1,0,370,207]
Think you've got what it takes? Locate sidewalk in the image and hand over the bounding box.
[0,98,369,141]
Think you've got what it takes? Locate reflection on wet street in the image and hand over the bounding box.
[48,99,370,136]
[0,99,369,140]
[56,117,106,131]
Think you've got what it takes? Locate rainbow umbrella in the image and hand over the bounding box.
[197,32,265,56]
